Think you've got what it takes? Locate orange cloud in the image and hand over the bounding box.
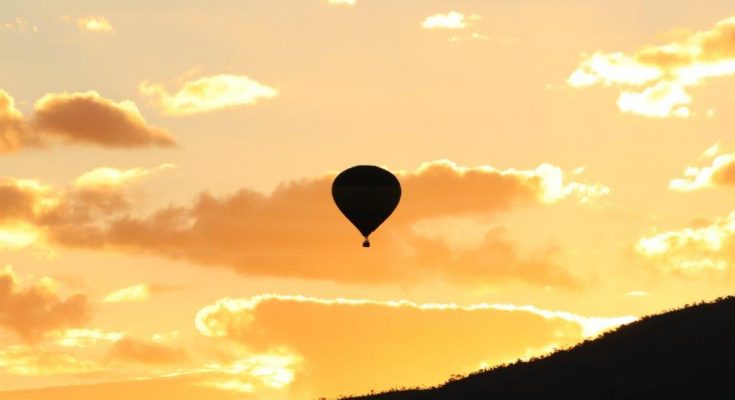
[0,178,51,223]
[195,294,634,398]
[48,160,606,288]
[0,91,35,153]
[0,164,172,248]
[32,91,174,147]
[108,337,187,365]
[0,266,90,341]
[139,74,278,116]
[0,290,633,399]
[669,144,735,191]
[0,177,48,248]
[568,15,735,118]
[0,90,174,152]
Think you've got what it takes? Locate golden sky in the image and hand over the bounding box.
[2,1,735,398]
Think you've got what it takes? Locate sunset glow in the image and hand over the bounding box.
[1,1,735,399]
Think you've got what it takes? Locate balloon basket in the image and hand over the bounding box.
[363,239,370,248]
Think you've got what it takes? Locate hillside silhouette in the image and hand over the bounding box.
[347,296,735,399]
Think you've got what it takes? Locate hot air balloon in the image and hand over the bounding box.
[332,165,401,247]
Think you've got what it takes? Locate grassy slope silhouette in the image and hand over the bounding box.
[347,296,735,399]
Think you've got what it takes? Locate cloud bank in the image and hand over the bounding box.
[196,294,634,397]
[42,160,607,288]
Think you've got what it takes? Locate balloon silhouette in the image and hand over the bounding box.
[332,165,401,247]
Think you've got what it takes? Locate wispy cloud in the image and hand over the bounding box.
[74,16,114,34]
[74,164,175,190]
[450,32,491,42]
[103,284,151,303]
[326,0,356,6]
[1,17,38,34]
[139,74,278,116]
[0,346,101,376]
[52,329,125,348]
[197,294,635,339]
[102,282,179,303]
[109,337,188,365]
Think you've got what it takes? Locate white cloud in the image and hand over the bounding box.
[76,17,114,33]
[568,16,735,118]
[617,81,691,118]
[326,0,356,5]
[53,329,125,348]
[422,11,470,30]
[669,145,735,192]
[74,164,175,190]
[636,212,735,274]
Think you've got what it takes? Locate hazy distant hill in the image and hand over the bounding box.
[347,296,735,399]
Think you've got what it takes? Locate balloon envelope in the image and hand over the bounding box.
[332,165,401,246]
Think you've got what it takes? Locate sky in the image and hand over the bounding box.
[1,0,735,398]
